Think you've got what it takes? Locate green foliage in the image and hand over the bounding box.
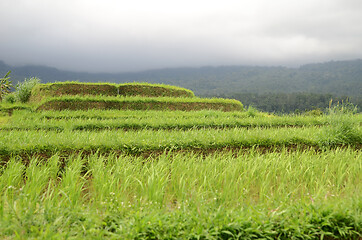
[304,108,323,116]
[325,116,361,146]
[0,104,361,238]
[2,93,16,104]
[0,123,361,157]
[317,100,362,147]
[15,77,40,103]
[36,95,243,111]
[30,82,195,102]
[119,82,195,98]
[2,109,334,131]
[328,98,358,115]
[0,71,13,101]
[223,92,362,113]
[245,105,259,117]
[0,151,360,239]
[30,81,119,102]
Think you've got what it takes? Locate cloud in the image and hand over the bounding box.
[0,0,361,72]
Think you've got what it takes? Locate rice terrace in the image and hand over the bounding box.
[0,78,361,239]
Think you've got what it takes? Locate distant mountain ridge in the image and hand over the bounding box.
[0,59,361,97]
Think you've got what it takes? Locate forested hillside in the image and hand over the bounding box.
[1,59,361,112]
[216,92,361,114]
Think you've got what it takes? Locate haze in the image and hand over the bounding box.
[1,0,362,72]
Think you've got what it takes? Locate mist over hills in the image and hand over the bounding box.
[1,59,361,112]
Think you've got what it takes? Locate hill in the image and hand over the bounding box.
[1,59,361,112]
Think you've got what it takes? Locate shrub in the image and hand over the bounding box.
[0,71,13,101]
[319,100,361,146]
[245,106,258,117]
[328,99,358,115]
[3,93,16,103]
[305,108,323,116]
[15,77,41,103]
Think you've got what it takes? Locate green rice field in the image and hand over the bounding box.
[0,99,361,238]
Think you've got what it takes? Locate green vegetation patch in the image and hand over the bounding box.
[0,104,33,117]
[30,82,195,103]
[0,125,360,159]
[0,150,360,239]
[30,82,119,102]
[119,82,195,98]
[2,109,334,131]
[36,96,243,111]
[0,116,8,126]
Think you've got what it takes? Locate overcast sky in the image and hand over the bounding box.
[1,0,362,72]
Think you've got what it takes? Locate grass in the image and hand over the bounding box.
[0,149,360,239]
[0,109,338,131]
[30,81,119,102]
[12,108,272,120]
[36,95,244,111]
[118,82,195,98]
[0,100,361,238]
[30,82,195,102]
[0,109,360,160]
[28,82,240,111]
[0,124,360,160]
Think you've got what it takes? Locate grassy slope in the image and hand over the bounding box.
[36,96,243,111]
[29,82,243,112]
[30,82,195,102]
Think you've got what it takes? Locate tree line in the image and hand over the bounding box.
[210,92,361,113]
